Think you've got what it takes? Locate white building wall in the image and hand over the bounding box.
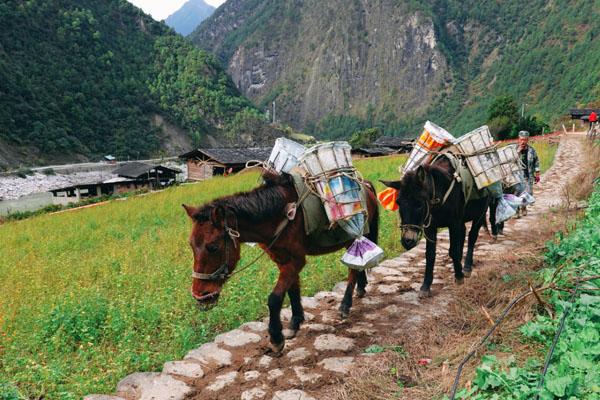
[0,192,54,216]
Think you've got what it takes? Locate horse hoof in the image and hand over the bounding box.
[283,329,298,340]
[491,235,498,243]
[418,289,431,299]
[455,277,465,285]
[270,340,285,354]
[356,288,366,298]
[339,302,351,319]
[463,270,472,278]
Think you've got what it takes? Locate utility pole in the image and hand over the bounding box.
[272,101,276,124]
[521,103,528,118]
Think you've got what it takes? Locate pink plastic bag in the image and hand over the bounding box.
[341,236,385,271]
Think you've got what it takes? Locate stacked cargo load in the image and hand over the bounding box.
[267,139,384,270]
[497,144,525,188]
[451,126,502,189]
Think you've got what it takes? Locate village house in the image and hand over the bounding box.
[48,162,181,205]
[49,181,114,206]
[352,136,413,158]
[111,162,181,190]
[569,108,600,121]
[179,147,272,181]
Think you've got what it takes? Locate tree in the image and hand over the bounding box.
[488,95,519,122]
[515,115,549,136]
[349,127,382,148]
[487,95,519,140]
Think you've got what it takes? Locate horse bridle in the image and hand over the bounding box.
[191,203,297,282]
[400,171,458,242]
[191,222,241,281]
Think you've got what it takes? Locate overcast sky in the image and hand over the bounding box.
[127,0,226,21]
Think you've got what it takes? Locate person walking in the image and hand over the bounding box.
[589,111,597,128]
[588,111,598,138]
[516,130,540,216]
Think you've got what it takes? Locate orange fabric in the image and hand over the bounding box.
[378,187,399,211]
[416,129,445,151]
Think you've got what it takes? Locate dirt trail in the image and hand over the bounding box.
[85,135,583,400]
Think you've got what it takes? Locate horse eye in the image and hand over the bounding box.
[206,243,219,253]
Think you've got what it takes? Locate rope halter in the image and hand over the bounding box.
[399,170,459,243]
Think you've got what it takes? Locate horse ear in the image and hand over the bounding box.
[182,204,197,219]
[380,180,402,191]
[210,205,225,227]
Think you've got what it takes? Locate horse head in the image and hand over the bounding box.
[183,203,241,310]
[382,165,436,250]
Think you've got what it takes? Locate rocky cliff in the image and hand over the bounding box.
[192,0,448,131]
[192,0,600,136]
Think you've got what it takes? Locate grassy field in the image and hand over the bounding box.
[0,142,556,399]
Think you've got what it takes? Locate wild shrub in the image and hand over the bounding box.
[455,179,600,399]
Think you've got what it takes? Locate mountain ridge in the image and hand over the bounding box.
[165,0,215,36]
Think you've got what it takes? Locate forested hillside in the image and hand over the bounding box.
[192,0,600,138]
[0,0,266,168]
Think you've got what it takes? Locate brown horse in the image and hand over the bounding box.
[183,172,379,352]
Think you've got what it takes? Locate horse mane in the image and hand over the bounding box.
[400,157,454,198]
[193,171,294,224]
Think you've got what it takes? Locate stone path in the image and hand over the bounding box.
[85,136,583,400]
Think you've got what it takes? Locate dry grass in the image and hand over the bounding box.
[331,211,578,400]
[564,139,600,203]
[330,139,598,400]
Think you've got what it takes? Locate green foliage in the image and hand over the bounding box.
[488,96,519,123]
[515,115,550,137]
[487,96,549,139]
[14,168,34,179]
[308,113,414,141]
[150,35,256,143]
[455,175,600,400]
[488,115,514,140]
[349,127,382,148]
[0,0,262,165]
[224,108,267,142]
[365,344,386,354]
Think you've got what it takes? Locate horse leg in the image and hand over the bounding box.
[489,198,499,240]
[286,278,304,339]
[340,269,357,318]
[267,268,296,353]
[449,223,466,281]
[464,216,485,273]
[419,227,437,298]
[356,270,367,298]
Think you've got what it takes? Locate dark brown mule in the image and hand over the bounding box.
[382,157,491,298]
[183,172,379,352]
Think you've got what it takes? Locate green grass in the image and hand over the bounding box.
[531,140,557,174]
[0,155,405,399]
[0,144,558,399]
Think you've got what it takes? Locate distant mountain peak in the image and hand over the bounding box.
[165,0,216,36]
